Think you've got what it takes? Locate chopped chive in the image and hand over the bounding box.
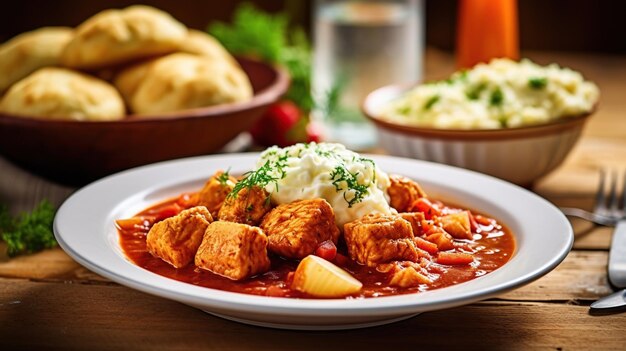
[490,87,504,106]
[423,95,440,110]
[466,83,487,100]
[528,77,548,90]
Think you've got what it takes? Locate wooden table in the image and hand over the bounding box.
[1,50,626,350]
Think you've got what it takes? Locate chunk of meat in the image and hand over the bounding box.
[260,199,340,259]
[146,206,213,268]
[218,185,272,226]
[387,175,427,212]
[196,170,237,218]
[399,212,425,237]
[195,221,271,280]
[343,214,419,267]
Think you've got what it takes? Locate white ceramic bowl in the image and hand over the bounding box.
[55,153,573,330]
[363,84,594,186]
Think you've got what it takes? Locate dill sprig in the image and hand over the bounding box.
[217,168,231,186]
[227,161,281,200]
[329,166,370,208]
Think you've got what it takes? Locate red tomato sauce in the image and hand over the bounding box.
[118,195,515,299]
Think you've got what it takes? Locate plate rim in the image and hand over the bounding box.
[54,152,573,319]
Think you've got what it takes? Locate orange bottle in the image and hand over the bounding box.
[456,0,519,69]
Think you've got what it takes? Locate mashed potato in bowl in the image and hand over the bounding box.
[380,58,599,129]
[253,143,392,226]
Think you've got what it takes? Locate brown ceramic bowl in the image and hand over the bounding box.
[363,84,595,186]
[0,57,289,186]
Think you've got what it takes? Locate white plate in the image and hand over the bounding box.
[54,153,573,330]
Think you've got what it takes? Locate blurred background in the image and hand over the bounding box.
[1,0,625,53]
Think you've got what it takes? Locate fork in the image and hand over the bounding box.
[559,169,624,226]
[579,169,626,310]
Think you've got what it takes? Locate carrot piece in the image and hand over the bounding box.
[437,252,474,265]
[411,198,441,220]
[314,240,337,261]
[474,214,494,226]
[153,203,182,221]
[414,237,439,255]
[177,193,198,208]
[468,211,479,233]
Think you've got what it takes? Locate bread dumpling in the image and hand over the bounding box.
[61,5,187,69]
[177,30,239,67]
[0,27,73,92]
[0,67,125,121]
[130,53,252,115]
[112,58,155,106]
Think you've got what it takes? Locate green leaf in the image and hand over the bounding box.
[0,200,57,257]
[208,3,287,63]
[208,3,314,112]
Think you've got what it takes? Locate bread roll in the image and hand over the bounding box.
[61,5,187,69]
[0,27,73,92]
[178,30,238,67]
[130,53,253,115]
[0,67,125,121]
[113,59,155,105]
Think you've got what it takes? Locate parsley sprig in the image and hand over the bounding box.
[208,3,314,112]
[0,200,57,257]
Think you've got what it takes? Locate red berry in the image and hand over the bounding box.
[250,101,301,147]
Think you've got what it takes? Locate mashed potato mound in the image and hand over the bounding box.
[252,143,392,227]
[380,58,599,129]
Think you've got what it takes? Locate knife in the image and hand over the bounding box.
[590,220,626,310]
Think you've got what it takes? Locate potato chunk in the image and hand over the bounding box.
[195,221,271,280]
[389,266,432,288]
[343,214,419,267]
[218,185,271,226]
[146,206,212,268]
[260,199,340,259]
[292,255,362,298]
[440,211,473,240]
[387,175,427,212]
[196,170,237,218]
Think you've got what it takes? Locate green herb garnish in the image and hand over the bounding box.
[228,160,281,200]
[209,3,314,112]
[528,77,548,90]
[466,83,487,100]
[423,95,440,110]
[490,87,504,106]
[0,200,57,257]
[329,166,370,208]
[217,168,231,186]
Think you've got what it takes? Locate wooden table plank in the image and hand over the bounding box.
[501,251,612,301]
[1,278,624,351]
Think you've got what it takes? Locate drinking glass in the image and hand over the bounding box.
[313,0,424,150]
